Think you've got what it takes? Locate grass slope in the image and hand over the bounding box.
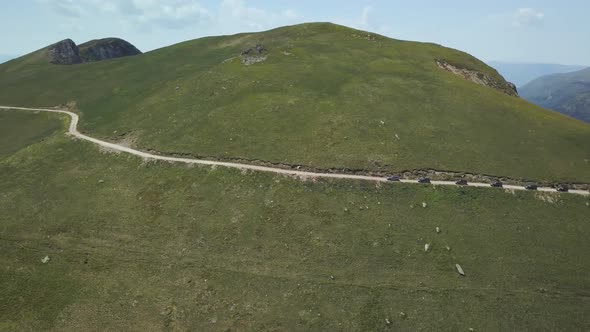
[520,67,590,123]
[0,23,588,183]
[1,118,589,331]
[0,111,63,159]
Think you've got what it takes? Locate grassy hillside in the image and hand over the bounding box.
[0,23,588,183]
[521,67,590,123]
[0,111,63,159]
[1,117,589,330]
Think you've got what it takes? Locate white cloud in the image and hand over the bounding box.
[513,8,545,27]
[42,0,212,29]
[40,0,300,32]
[219,0,300,30]
[358,6,372,28]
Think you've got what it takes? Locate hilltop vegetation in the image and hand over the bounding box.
[1,23,588,183]
[1,116,589,330]
[521,67,590,123]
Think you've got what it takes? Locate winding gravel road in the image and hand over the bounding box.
[1,105,588,196]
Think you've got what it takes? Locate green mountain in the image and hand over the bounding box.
[1,23,590,330]
[488,61,585,87]
[520,67,590,123]
[1,23,588,183]
[2,110,589,331]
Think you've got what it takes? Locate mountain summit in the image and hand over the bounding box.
[0,23,588,182]
[47,38,141,65]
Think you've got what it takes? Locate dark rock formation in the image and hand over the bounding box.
[241,44,267,65]
[79,38,142,62]
[507,82,518,95]
[48,39,82,65]
[435,59,519,97]
[47,38,141,65]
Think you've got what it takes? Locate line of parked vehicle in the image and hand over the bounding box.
[386,176,571,192]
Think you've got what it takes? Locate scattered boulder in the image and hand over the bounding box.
[41,256,50,264]
[241,44,268,65]
[436,227,441,234]
[455,263,465,276]
[424,243,431,252]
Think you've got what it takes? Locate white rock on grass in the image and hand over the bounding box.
[422,202,427,208]
[41,256,50,264]
[424,243,430,252]
[456,263,465,276]
[436,227,440,234]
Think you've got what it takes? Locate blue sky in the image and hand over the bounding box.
[1,0,588,65]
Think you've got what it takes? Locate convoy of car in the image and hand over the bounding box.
[383,176,577,194]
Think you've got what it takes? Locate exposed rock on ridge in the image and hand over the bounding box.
[48,39,82,65]
[79,38,142,62]
[436,59,518,96]
[47,38,141,65]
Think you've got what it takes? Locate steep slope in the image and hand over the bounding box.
[520,67,590,123]
[488,61,585,87]
[0,23,589,182]
[1,122,589,330]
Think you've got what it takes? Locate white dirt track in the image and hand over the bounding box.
[1,106,588,196]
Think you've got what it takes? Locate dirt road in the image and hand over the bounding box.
[1,106,588,196]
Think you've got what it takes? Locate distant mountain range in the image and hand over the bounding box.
[487,61,586,87]
[520,67,590,123]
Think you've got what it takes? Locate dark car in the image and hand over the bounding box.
[556,185,569,192]
[490,181,503,188]
[387,176,401,182]
[418,177,431,184]
[455,179,468,186]
[525,184,538,190]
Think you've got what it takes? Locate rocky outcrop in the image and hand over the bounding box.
[48,39,82,65]
[241,44,267,65]
[79,38,142,62]
[436,59,518,96]
[47,38,141,65]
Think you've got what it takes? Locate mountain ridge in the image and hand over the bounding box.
[520,67,590,122]
[1,22,588,182]
[46,37,142,65]
[488,61,586,87]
